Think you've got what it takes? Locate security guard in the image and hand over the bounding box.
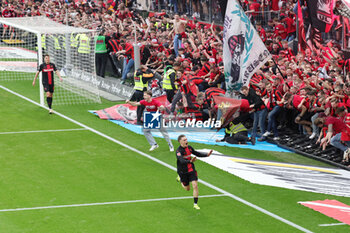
[77,33,91,73]
[35,34,46,52]
[58,34,66,69]
[94,29,109,77]
[162,56,178,103]
[70,32,79,66]
[130,65,155,125]
[215,121,255,145]
[51,34,62,69]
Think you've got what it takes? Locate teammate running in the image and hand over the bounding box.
[176,134,212,210]
[126,90,174,152]
[32,54,63,114]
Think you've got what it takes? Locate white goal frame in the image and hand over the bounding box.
[0,16,97,106]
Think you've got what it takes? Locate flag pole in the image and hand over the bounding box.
[271,58,287,80]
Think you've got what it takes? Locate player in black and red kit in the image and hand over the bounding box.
[32,55,63,114]
[176,135,212,210]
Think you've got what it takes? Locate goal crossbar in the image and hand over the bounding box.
[0,16,101,106]
[0,16,93,34]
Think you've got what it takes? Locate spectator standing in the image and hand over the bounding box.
[261,82,283,140]
[107,33,123,77]
[170,66,196,112]
[241,86,267,142]
[117,38,134,84]
[95,29,109,77]
[171,14,188,57]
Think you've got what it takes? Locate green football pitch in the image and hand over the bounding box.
[0,78,349,233]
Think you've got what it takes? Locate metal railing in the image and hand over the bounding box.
[146,0,224,23]
[245,10,280,26]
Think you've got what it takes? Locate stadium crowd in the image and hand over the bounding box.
[1,0,350,167]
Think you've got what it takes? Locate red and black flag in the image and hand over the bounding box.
[306,0,335,33]
[218,0,228,21]
[298,0,308,51]
[213,96,241,129]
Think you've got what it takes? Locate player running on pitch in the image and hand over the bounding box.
[32,54,63,114]
[176,134,212,210]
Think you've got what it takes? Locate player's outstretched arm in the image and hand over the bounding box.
[190,146,210,157]
[207,150,213,157]
[32,71,40,86]
[126,100,141,106]
[56,70,63,82]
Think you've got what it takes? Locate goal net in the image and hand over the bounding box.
[0,16,101,105]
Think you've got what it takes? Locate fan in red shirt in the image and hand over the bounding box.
[261,82,283,140]
[170,68,196,113]
[115,6,131,21]
[270,0,280,11]
[280,41,294,60]
[338,107,350,164]
[2,6,12,18]
[256,22,266,43]
[282,13,296,41]
[315,109,347,151]
[116,39,134,84]
[284,92,312,134]
[247,0,260,24]
[1,4,13,37]
[273,18,287,40]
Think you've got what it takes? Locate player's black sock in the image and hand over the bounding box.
[194,197,198,204]
[47,97,52,109]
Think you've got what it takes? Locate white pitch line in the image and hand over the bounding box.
[0,85,314,233]
[0,194,226,213]
[0,128,87,135]
[298,202,350,211]
[319,223,347,227]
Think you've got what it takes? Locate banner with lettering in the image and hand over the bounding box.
[223,0,271,96]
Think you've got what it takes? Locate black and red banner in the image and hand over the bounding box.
[95,95,170,124]
[306,0,335,33]
[213,96,241,128]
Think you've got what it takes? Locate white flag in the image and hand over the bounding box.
[223,0,271,95]
[335,0,350,19]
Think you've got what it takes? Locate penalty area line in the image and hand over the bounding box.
[318,223,346,227]
[0,128,87,135]
[0,194,227,212]
[0,84,314,233]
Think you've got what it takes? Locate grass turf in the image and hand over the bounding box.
[0,78,349,232]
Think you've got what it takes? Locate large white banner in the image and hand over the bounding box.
[197,150,350,197]
[223,0,271,95]
[335,0,350,18]
[0,47,37,59]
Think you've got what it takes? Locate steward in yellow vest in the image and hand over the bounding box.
[77,33,90,54]
[35,34,46,51]
[162,57,178,103]
[70,33,79,48]
[216,121,255,145]
[130,65,155,125]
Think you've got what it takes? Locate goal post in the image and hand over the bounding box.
[37,32,44,106]
[0,16,101,106]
